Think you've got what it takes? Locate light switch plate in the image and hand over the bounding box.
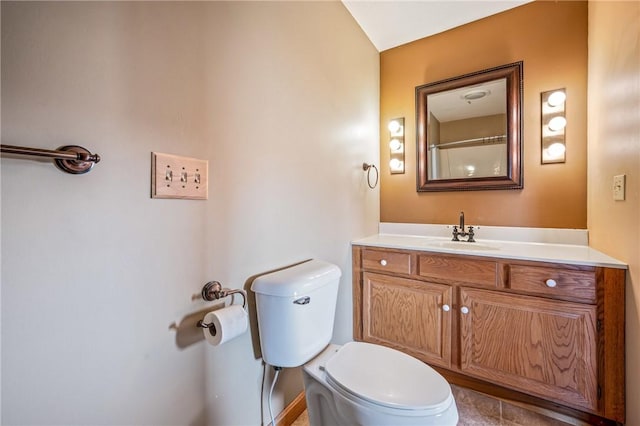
[613,174,625,201]
[151,152,208,200]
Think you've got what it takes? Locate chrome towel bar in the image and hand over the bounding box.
[1,144,101,174]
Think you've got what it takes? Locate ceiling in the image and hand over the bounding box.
[342,1,533,52]
[429,79,506,122]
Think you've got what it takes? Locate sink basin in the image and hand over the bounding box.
[422,241,499,251]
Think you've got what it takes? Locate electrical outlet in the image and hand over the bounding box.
[613,174,625,201]
[151,152,208,200]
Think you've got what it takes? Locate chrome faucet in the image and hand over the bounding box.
[452,211,475,242]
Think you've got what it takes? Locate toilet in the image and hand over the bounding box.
[251,259,458,426]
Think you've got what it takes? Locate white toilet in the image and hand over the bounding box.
[251,259,459,426]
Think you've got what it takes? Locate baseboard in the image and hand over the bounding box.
[275,391,306,426]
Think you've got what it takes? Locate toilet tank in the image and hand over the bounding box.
[251,260,341,368]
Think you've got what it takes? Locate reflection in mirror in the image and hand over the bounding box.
[416,62,523,191]
[427,79,507,179]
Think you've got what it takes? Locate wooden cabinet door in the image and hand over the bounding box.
[362,272,452,368]
[459,288,598,412]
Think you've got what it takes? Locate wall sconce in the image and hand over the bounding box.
[541,88,566,164]
[388,117,405,174]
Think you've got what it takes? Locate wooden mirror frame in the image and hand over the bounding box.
[416,62,523,192]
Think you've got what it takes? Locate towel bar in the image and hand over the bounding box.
[1,144,100,174]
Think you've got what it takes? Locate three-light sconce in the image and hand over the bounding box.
[388,117,405,174]
[541,88,567,164]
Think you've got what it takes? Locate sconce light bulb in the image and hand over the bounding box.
[388,120,401,134]
[547,142,566,157]
[547,91,566,107]
[389,158,403,170]
[548,116,567,132]
[389,139,402,151]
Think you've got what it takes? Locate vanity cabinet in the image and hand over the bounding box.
[459,287,598,411]
[362,272,452,368]
[352,245,625,424]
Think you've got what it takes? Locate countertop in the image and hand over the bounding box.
[352,224,627,269]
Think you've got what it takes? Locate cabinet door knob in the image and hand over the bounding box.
[460,306,469,314]
[379,259,387,266]
[545,279,557,288]
[442,304,450,312]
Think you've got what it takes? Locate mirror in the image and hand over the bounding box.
[416,62,523,191]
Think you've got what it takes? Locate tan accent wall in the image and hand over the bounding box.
[587,1,640,424]
[380,1,587,228]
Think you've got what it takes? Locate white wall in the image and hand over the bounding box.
[0,2,379,425]
[197,2,379,424]
[587,1,640,423]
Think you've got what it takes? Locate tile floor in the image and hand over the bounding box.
[290,385,588,426]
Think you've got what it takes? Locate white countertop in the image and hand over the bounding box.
[352,223,627,269]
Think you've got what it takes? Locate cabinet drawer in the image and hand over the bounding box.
[508,264,596,302]
[419,255,497,287]
[362,249,411,274]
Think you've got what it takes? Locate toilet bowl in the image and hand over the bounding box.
[303,343,458,426]
[251,260,459,426]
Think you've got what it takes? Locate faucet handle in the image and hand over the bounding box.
[467,226,476,242]
[451,226,460,241]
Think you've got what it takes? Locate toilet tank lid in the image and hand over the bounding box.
[251,260,341,297]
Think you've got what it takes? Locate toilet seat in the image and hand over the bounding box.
[324,342,453,414]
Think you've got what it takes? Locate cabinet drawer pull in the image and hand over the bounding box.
[379,259,387,266]
[442,304,450,312]
[460,306,469,314]
[545,279,557,288]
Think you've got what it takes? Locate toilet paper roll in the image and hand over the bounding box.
[202,305,248,346]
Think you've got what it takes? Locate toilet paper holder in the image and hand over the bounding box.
[196,281,246,330]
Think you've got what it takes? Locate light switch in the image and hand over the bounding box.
[613,174,625,201]
[151,152,208,200]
